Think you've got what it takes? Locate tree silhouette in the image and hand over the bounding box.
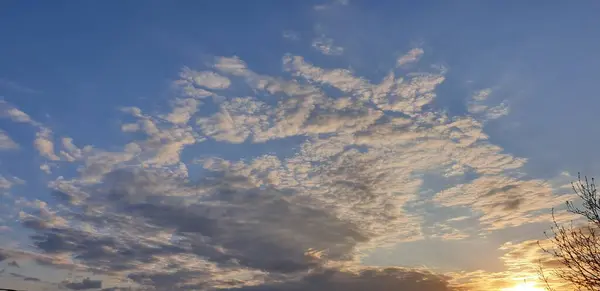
[539,174,600,291]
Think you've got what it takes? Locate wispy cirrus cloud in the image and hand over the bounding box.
[0,78,40,94]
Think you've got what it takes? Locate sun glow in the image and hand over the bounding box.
[502,281,545,291]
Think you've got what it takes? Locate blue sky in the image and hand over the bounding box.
[1,1,599,291]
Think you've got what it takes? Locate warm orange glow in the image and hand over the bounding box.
[502,281,544,291]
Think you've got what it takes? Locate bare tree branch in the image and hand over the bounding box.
[539,173,600,291]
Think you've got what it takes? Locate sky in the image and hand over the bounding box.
[1,1,600,290]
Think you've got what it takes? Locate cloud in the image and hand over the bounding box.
[40,163,52,174]
[282,31,300,41]
[197,97,270,143]
[59,137,84,162]
[214,57,249,76]
[435,176,575,229]
[283,54,445,116]
[160,98,201,125]
[0,100,39,125]
[179,68,231,90]
[63,278,102,290]
[10,272,41,282]
[118,103,199,167]
[467,89,509,121]
[396,48,424,67]
[283,55,371,95]
[0,39,576,291]
[0,78,40,94]
[313,0,349,11]
[223,268,458,291]
[0,129,18,150]
[0,101,76,165]
[34,127,60,160]
[446,238,569,291]
[311,36,344,56]
[26,170,365,285]
[0,175,24,190]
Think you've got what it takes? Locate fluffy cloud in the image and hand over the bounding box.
[34,127,60,160]
[114,93,208,170]
[179,68,231,90]
[0,44,574,291]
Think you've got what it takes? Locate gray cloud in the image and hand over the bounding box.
[483,184,519,197]
[22,169,370,289]
[222,268,458,291]
[10,272,41,282]
[105,169,365,270]
[63,278,102,290]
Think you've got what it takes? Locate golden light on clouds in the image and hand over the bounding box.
[502,281,545,291]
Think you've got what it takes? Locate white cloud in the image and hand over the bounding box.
[39,163,52,174]
[198,97,270,143]
[76,143,141,183]
[485,102,510,120]
[59,137,84,162]
[467,89,510,120]
[34,127,59,161]
[284,55,371,95]
[396,48,425,67]
[0,100,39,125]
[179,68,231,90]
[214,56,249,76]
[312,35,344,56]
[0,129,18,150]
[118,99,201,168]
[160,98,201,125]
